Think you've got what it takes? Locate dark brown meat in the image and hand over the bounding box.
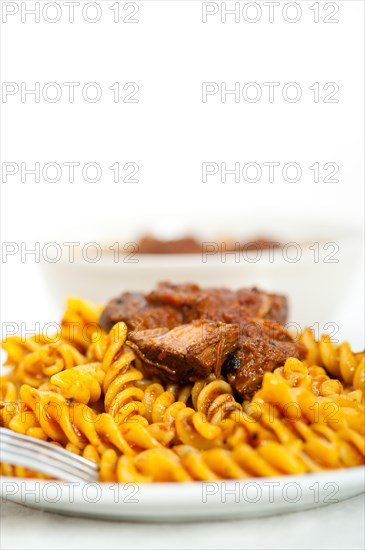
[127,320,240,383]
[145,281,288,325]
[99,282,304,397]
[223,321,307,397]
[99,291,183,332]
[99,283,288,333]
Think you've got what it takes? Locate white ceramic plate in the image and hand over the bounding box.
[1,467,364,521]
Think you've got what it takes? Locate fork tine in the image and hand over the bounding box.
[0,429,98,472]
[1,445,98,482]
[0,434,98,474]
[1,438,99,479]
[0,432,98,474]
[0,428,99,481]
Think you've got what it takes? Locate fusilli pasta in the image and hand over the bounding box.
[1,301,364,482]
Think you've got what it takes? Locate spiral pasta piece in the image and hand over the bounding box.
[50,362,105,404]
[101,323,176,448]
[2,336,43,368]
[0,379,18,427]
[9,340,87,389]
[301,328,365,394]
[101,322,146,424]
[173,378,243,450]
[17,384,135,456]
[60,297,104,353]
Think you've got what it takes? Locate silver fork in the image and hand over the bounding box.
[0,428,99,482]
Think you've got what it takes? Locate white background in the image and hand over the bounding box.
[0,1,364,548]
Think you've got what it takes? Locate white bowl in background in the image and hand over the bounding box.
[39,214,363,330]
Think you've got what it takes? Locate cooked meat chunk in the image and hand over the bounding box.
[146,282,221,308]
[99,292,143,331]
[99,283,287,332]
[238,318,296,341]
[146,283,237,324]
[99,283,287,333]
[99,281,305,395]
[145,284,233,326]
[127,320,240,383]
[99,291,183,332]
[145,281,288,325]
[223,330,307,397]
[235,289,287,326]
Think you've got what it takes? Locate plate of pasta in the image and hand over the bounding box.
[1,282,364,521]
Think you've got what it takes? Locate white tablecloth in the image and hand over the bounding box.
[1,494,364,550]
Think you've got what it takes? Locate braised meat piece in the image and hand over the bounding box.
[145,282,227,308]
[238,317,296,341]
[100,282,288,332]
[146,283,236,324]
[99,291,183,332]
[127,320,240,383]
[99,281,305,395]
[223,321,307,397]
[145,281,288,325]
[234,289,287,326]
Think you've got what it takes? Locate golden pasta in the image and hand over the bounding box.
[1,298,364,482]
[300,327,365,392]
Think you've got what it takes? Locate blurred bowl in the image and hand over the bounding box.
[39,214,363,330]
